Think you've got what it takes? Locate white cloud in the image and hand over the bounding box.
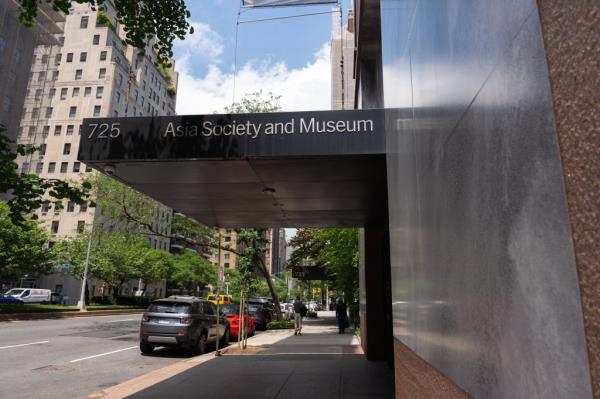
[174,43,331,114]
[174,22,224,61]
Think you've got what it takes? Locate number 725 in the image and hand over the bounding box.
[88,123,121,139]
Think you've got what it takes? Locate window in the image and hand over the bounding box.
[85,164,92,172]
[73,162,81,173]
[52,71,59,80]
[48,162,56,173]
[98,68,106,79]
[66,52,73,62]
[50,221,60,234]
[93,35,100,45]
[42,126,49,136]
[118,74,123,87]
[93,106,101,117]
[115,92,121,103]
[66,125,74,135]
[69,106,77,118]
[38,71,46,81]
[21,162,30,174]
[14,49,21,64]
[35,89,43,100]
[36,163,43,174]
[42,203,51,213]
[80,202,87,212]
[2,96,11,112]
[80,16,89,28]
[49,88,56,98]
[54,125,62,136]
[72,87,80,97]
[60,88,68,100]
[45,107,53,118]
[58,36,65,45]
[113,110,119,117]
[39,144,46,155]
[66,201,75,212]
[41,54,48,64]
[77,221,85,234]
[63,143,71,155]
[80,52,87,62]
[96,86,104,98]
[60,162,68,173]
[55,53,61,65]
[75,69,82,80]
[100,51,107,61]
[84,87,91,97]
[224,262,230,268]
[224,253,230,260]
[28,126,36,136]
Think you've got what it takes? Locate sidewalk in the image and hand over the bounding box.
[87,311,394,399]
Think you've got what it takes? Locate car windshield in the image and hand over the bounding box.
[5,289,24,295]
[247,305,262,314]
[221,304,239,315]
[148,302,191,314]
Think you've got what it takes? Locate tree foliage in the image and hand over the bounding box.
[224,91,282,114]
[0,202,54,281]
[169,251,217,293]
[18,0,193,66]
[0,125,90,225]
[289,228,360,321]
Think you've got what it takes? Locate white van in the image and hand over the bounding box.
[5,288,52,304]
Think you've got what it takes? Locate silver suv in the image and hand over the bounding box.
[139,297,230,355]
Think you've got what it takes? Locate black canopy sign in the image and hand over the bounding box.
[292,266,333,281]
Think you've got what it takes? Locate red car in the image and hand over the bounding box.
[220,304,256,339]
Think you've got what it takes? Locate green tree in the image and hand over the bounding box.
[289,228,360,323]
[0,202,54,282]
[18,0,193,66]
[224,90,282,114]
[135,248,173,295]
[169,251,217,294]
[0,125,91,225]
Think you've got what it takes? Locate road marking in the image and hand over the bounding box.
[106,318,139,323]
[69,346,138,363]
[0,340,49,350]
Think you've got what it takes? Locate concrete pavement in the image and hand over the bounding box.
[89,311,394,399]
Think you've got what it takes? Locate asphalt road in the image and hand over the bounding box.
[0,314,219,399]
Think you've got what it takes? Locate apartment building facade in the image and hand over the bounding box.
[15,2,178,300]
[0,1,64,142]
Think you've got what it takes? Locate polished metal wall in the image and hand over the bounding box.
[380,0,593,397]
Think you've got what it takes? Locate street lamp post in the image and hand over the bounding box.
[77,205,99,311]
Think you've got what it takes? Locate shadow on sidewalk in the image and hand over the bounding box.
[127,314,393,399]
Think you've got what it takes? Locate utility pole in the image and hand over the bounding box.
[78,205,99,311]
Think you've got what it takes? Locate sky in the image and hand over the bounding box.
[172,0,351,115]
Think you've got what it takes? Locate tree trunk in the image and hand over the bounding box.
[257,260,283,321]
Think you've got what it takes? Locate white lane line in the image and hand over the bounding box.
[106,318,139,323]
[0,340,49,350]
[69,346,138,363]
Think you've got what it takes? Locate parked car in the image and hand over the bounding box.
[4,288,51,304]
[246,298,277,330]
[280,303,293,320]
[207,294,233,305]
[220,304,256,339]
[139,297,230,355]
[50,292,63,304]
[0,294,23,304]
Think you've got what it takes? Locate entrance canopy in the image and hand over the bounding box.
[78,109,387,228]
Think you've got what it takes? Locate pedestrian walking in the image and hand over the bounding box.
[336,298,348,334]
[293,296,307,336]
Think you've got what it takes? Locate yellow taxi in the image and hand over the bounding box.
[207,294,233,305]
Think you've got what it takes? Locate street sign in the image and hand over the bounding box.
[292,266,333,280]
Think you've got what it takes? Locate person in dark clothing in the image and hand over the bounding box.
[293,296,306,336]
[335,298,348,334]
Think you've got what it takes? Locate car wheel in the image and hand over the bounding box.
[193,333,208,355]
[140,342,154,355]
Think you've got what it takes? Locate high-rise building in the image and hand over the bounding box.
[16,2,177,248]
[330,8,355,110]
[266,228,286,276]
[209,228,240,271]
[0,1,65,142]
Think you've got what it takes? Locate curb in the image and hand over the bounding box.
[0,309,144,322]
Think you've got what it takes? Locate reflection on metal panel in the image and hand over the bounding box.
[242,0,336,7]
